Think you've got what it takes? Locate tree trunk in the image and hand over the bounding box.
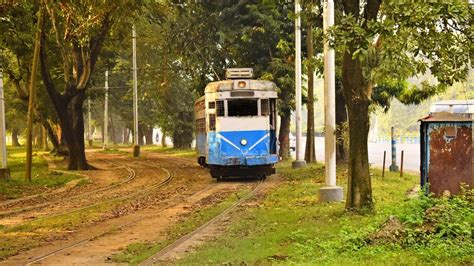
[161,131,167,147]
[52,91,89,170]
[12,128,21,146]
[42,120,60,154]
[145,126,153,145]
[304,22,316,163]
[123,128,129,145]
[336,79,348,162]
[41,125,48,151]
[278,113,290,160]
[138,124,145,146]
[35,124,43,149]
[342,51,373,211]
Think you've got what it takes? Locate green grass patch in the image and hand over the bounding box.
[141,146,196,159]
[174,163,473,265]
[112,189,248,265]
[99,148,130,156]
[0,147,81,200]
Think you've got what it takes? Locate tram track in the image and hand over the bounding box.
[139,178,266,265]
[0,156,137,218]
[23,162,178,265]
[22,181,225,266]
[3,159,174,231]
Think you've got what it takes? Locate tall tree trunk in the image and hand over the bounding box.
[304,21,316,163]
[35,124,42,148]
[41,120,60,154]
[336,80,348,162]
[278,113,290,160]
[41,125,48,151]
[138,124,144,146]
[122,127,129,145]
[342,51,373,211]
[68,92,88,169]
[161,131,167,147]
[12,128,21,146]
[145,126,153,145]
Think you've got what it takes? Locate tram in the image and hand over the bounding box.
[194,68,279,179]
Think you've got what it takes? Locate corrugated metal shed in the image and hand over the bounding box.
[419,112,473,196]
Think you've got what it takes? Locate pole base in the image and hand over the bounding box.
[319,186,343,202]
[389,165,399,172]
[0,168,10,180]
[292,160,306,169]
[133,145,140,157]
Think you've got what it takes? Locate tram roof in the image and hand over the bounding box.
[204,80,277,93]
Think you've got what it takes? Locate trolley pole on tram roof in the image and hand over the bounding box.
[103,70,109,150]
[319,0,343,202]
[132,25,140,157]
[292,0,306,169]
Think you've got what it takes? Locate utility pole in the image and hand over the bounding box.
[319,0,343,202]
[88,97,93,146]
[25,7,42,182]
[103,70,109,150]
[389,126,399,171]
[0,71,10,180]
[132,25,140,157]
[292,0,306,169]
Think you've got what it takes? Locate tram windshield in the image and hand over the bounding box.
[228,99,258,117]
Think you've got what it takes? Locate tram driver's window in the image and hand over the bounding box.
[228,99,258,117]
[216,101,225,117]
[261,99,270,116]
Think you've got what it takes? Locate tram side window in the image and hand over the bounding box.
[228,99,258,117]
[216,101,225,116]
[261,99,270,116]
[209,114,216,131]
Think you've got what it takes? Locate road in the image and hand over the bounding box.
[294,137,420,173]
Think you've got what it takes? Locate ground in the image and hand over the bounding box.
[0,146,472,265]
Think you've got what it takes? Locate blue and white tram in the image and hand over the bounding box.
[194,68,279,179]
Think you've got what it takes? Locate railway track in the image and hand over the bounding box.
[5,160,173,230]
[139,178,266,266]
[23,162,176,265]
[0,156,137,218]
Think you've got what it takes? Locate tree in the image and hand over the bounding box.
[0,3,62,153]
[333,0,471,211]
[302,0,323,163]
[39,1,142,169]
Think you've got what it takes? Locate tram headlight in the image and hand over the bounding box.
[237,81,246,88]
[240,139,248,146]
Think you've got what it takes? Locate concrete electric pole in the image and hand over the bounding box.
[0,71,10,180]
[292,0,306,169]
[132,25,140,157]
[319,0,343,202]
[103,70,109,150]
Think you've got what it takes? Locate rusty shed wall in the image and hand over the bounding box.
[422,122,472,196]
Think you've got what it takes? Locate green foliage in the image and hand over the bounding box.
[0,147,81,200]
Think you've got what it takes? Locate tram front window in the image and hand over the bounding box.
[228,99,258,117]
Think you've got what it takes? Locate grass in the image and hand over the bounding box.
[99,148,130,156]
[141,146,197,159]
[0,147,82,200]
[172,161,472,265]
[111,189,249,265]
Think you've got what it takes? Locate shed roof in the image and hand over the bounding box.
[419,112,473,122]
